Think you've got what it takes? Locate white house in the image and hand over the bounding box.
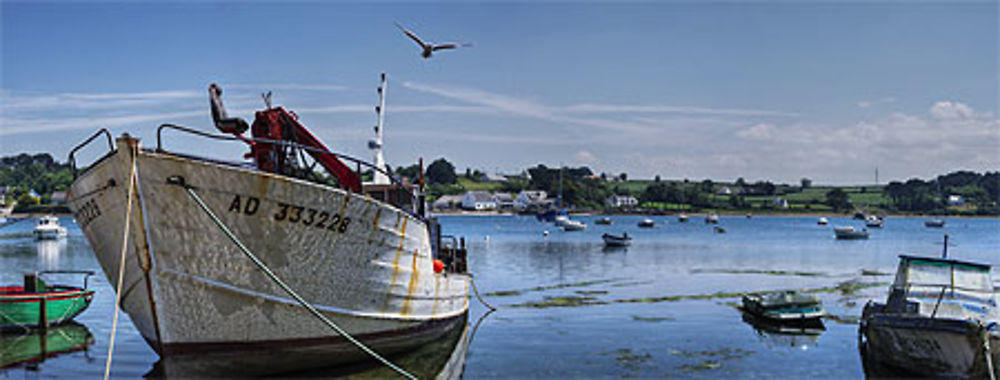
[493,193,515,210]
[947,195,965,206]
[716,186,733,196]
[461,191,497,211]
[431,195,463,210]
[606,194,639,208]
[514,190,549,211]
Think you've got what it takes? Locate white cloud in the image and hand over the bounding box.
[226,83,349,92]
[0,110,204,136]
[857,101,872,108]
[929,101,974,120]
[575,150,598,164]
[737,123,777,140]
[564,104,798,117]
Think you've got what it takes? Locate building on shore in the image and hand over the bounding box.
[606,194,639,208]
[431,195,463,210]
[514,190,551,211]
[461,191,498,211]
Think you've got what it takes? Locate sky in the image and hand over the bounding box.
[2,1,997,185]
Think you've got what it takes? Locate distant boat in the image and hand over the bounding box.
[602,232,632,247]
[561,219,587,231]
[33,215,67,240]
[817,217,829,225]
[536,208,567,223]
[705,214,719,224]
[925,219,946,228]
[595,217,612,225]
[713,226,726,234]
[742,291,825,323]
[860,250,1000,378]
[834,226,869,240]
[553,214,571,227]
[853,211,867,220]
[677,214,689,223]
[1,271,95,330]
[637,218,655,228]
[746,213,753,219]
[865,215,884,228]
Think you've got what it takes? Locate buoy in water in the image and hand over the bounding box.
[542,230,549,237]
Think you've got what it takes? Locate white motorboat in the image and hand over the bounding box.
[860,246,1000,378]
[33,215,68,240]
[561,219,587,231]
[637,218,655,228]
[677,213,689,223]
[834,226,869,240]
[817,217,829,225]
[865,215,884,228]
[705,213,719,224]
[553,215,570,227]
[601,232,631,247]
[65,83,471,374]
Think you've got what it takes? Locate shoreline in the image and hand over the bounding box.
[430,210,1000,219]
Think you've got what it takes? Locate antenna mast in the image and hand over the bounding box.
[369,72,390,185]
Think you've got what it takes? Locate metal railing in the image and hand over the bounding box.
[68,128,115,178]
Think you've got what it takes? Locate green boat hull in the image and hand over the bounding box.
[0,286,95,330]
[0,322,95,368]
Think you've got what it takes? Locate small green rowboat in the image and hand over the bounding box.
[0,271,95,331]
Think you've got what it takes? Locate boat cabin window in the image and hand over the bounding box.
[895,258,993,293]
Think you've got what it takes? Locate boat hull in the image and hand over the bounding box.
[0,286,94,330]
[66,139,470,370]
[861,312,1000,378]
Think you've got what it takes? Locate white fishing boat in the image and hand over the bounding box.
[601,232,631,247]
[65,82,471,374]
[860,241,1000,378]
[834,226,869,240]
[817,217,829,225]
[33,215,68,240]
[561,219,587,231]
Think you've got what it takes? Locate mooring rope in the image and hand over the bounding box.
[469,277,496,311]
[175,180,417,380]
[105,145,138,380]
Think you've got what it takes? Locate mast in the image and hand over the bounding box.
[369,72,390,185]
[558,166,563,209]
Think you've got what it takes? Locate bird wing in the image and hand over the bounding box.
[431,42,472,51]
[395,22,428,48]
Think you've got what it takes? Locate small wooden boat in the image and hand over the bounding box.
[602,233,631,247]
[925,219,946,228]
[741,291,825,323]
[32,215,67,240]
[637,218,655,228]
[594,217,612,225]
[561,219,587,231]
[705,214,719,224]
[817,217,829,225]
[860,247,1000,378]
[834,226,869,240]
[0,271,95,331]
[677,214,689,223]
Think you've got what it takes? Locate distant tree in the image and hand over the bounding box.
[825,188,851,212]
[425,158,457,185]
[654,175,661,183]
[16,193,38,207]
[800,178,812,189]
[619,173,627,181]
[700,179,714,194]
[735,177,747,188]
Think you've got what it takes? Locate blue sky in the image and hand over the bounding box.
[2,1,997,185]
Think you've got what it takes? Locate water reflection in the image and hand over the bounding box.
[147,315,475,378]
[740,312,825,350]
[0,322,95,370]
[36,239,68,269]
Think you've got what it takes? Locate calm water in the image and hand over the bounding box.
[1,214,998,378]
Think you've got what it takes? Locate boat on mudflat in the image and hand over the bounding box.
[741,291,825,324]
[0,271,94,331]
[65,82,471,375]
[859,250,1000,378]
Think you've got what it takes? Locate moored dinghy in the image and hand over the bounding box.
[925,219,946,228]
[0,271,94,331]
[859,241,1000,378]
[601,232,631,247]
[637,218,655,228]
[65,82,471,375]
[834,226,869,240]
[594,217,612,225]
[817,217,828,225]
[742,291,825,324]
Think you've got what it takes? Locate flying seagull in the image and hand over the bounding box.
[395,22,471,59]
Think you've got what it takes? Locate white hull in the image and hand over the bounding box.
[34,227,68,240]
[67,139,469,365]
